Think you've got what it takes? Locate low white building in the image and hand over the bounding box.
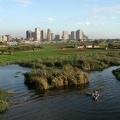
[0,36,7,42]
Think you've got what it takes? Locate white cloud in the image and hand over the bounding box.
[85,21,91,26]
[76,21,91,26]
[48,17,56,23]
[76,21,106,27]
[11,0,33,7]
[93,5,120,14]
[94,15,107,19]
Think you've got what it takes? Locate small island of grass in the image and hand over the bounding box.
[24,65,90,90]
[112,68,120,80]
[0,89,13,113]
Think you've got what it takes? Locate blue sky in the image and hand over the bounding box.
[0,0,120,39]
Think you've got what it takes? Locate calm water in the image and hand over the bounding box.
[0,64,120,120]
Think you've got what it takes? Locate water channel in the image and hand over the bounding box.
[0,64,120,120]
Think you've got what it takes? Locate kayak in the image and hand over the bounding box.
[92,94,99,101]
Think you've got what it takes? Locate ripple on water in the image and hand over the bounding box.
[1,65,120,120]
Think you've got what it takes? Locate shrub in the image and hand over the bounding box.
[112,68,120,80]
[0,89,13,113]
[0,100,9,113]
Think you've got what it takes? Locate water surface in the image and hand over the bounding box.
[0,65,120,120]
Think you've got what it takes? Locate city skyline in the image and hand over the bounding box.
[0,0,120,39]
[26,27,88,41]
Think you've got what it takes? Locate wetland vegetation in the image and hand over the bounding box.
[112,68,120,80]
[0,89,13,113]
[0,40,120,112]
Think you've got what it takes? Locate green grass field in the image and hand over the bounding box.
[0,43,102,64]
[0,42,119,65]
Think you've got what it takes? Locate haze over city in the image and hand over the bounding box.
[0,0,120,39]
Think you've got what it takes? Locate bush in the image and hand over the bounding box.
[0,100,9,113]
[0,89,13,113]
[112,68,120,80]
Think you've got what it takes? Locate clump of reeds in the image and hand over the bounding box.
[0,100,9,113]
[24,65,90,90]
[0,88,14,113]
[112,68,120,80]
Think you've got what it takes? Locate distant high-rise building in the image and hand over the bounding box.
[51,33,54,40]
[26,30,30,39]
[26,30,34,40]
[68,34,71,39]
[25,27,88,42]
[71,31,76,40]
[5,34,11,41]
[63,31,68,40]
[47,29,51,41]
[55,35,61,40]
[41,30,46,40]
[32,32,35,40]
[35,27,41,41]
[76,29,83,40]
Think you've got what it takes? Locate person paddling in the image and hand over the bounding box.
[92,90,99,101]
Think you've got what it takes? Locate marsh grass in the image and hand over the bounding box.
[112,68,120,80]
[24,65,90,90]
[17,50,120,72]
[0,89,14,113]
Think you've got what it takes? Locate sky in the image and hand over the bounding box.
[0,0,120,39]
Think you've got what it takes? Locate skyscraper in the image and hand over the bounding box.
[35,27,41,41]
[41,30,46,40]
[51,33,54,40]
[63,31,68,40]
[55,35,61,40]
[26,30,34,40]
[47,29,51,41]
[71,31,76,40]
[76,29,83,41]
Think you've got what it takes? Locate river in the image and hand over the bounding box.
[0,64,120,120]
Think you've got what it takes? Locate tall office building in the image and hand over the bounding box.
[26,30,30,39]
[68,34,71,40]
[35,27,41,41]
[26,30,34,40]
[71,31,76,40]
[5,34,11,41]
[32,32,35,40]
[76,29,83,41]
[51,33,54,40]
[55,35,61,40]
[41,30,46,40]
[47,29,51,41]
[63,31,68,40]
